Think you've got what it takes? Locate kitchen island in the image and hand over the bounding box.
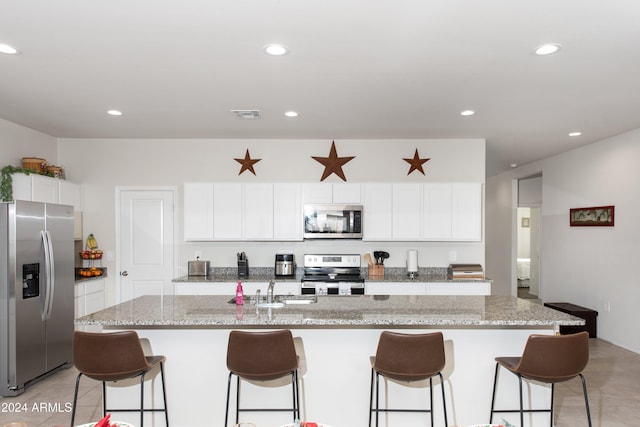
[77,295,583,427]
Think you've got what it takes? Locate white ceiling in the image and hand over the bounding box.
[1,0,639,177]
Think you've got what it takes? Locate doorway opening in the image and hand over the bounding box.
[516,176,541,300]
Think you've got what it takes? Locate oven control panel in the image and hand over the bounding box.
[303,254,361,268]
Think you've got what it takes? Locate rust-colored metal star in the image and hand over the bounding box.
[403,149,431,175]
[234,149,261,175]
[311,140,355,181]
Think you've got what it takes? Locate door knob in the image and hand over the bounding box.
[120,271,128,277]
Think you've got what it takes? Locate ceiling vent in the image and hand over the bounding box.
[231,110,261,120]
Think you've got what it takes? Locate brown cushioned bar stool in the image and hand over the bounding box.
[369,331,448,427]
[489,331,592,427]
[70,331,169,427]
[225,330,300,427]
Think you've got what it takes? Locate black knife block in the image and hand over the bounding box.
[237,260,249,277]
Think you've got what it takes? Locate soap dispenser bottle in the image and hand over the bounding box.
[235,281,244,305]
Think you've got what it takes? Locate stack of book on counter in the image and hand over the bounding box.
[447,263,484,280]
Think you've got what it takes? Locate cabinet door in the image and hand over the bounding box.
[451,183,482,241]
[184,183,214,240]
[31,174,59,203]
[244,183,274,239]
[423,183,453,240]
[393,184,422,240]
[59,180,82,210]
[74,284,85,318]
[332,183,361,204]
[302,183,332,204]
[83,279,105,315]
[213,183,242,239]
[273,184,303,240]
[362,184,393,240]
[10,173,32,201]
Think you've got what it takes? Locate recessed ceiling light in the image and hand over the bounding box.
[568,131,582,137]
[460,110,475,116]
[535,44,561,55]
[284,111,299,117]
[510,163,518,168]
[107,109,122,116]
[264,44,289,56]
[0,43,20,55]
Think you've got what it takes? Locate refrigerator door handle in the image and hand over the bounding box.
[45,230,56,320]
[40,230,55,321]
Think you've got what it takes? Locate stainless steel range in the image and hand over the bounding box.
[301,254,364,295]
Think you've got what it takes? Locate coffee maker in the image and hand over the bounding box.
[275,253,295,277]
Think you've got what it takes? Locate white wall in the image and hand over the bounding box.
[486,128,640,353]
[58,138,486,305]
[484,172,515,296]
[0,118,57,167]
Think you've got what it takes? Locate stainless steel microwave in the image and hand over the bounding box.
[303,204,363,239]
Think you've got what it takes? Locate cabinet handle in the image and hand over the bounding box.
[120,271,128,277]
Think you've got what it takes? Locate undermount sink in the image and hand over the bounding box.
[278,295,318,305]
[255,301,285,308]
[228,295,318,307]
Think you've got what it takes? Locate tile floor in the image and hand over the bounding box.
[1,339,638,427]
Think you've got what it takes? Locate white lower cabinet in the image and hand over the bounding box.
[366,281,490,295]
[366,282,426,295]
[174,281,300,296]
[75,279,105,331]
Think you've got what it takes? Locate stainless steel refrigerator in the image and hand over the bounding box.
[1,200,74,396]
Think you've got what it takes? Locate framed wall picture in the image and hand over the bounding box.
[570,205,615,227]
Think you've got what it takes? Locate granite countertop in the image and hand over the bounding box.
[173,267,492,284]
[76,295,583,329]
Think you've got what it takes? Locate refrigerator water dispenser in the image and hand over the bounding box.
[22,263,40,299]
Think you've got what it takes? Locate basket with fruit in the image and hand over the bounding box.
[81,233,103,259]
[79,250,103,259]
[79,267,103,277]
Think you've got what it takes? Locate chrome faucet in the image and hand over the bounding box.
[267,280,275,304]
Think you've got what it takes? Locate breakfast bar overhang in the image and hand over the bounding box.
[77,295,584,427]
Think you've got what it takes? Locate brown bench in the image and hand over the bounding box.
[544,302,598,338]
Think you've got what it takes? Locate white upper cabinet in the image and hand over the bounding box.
[183,182,215,240]
[302,183,361,204]
[243,183,274,240]
[451,183,482,241]
[11,173,82,208]
[363,182,482,242]
[183,181,480,242]
[183,182,303,241]
[423,182,482,241]
[213,183,243,239]
[393,183,422,240]
[302,183,332,204]
[273,183,303,240]
[59,180,82,210]
[31,174,59,203]
[332,183,361,204]
[362,183,393,240]
[423,183,453,240]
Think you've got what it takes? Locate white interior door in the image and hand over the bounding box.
[117,188,175,303]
